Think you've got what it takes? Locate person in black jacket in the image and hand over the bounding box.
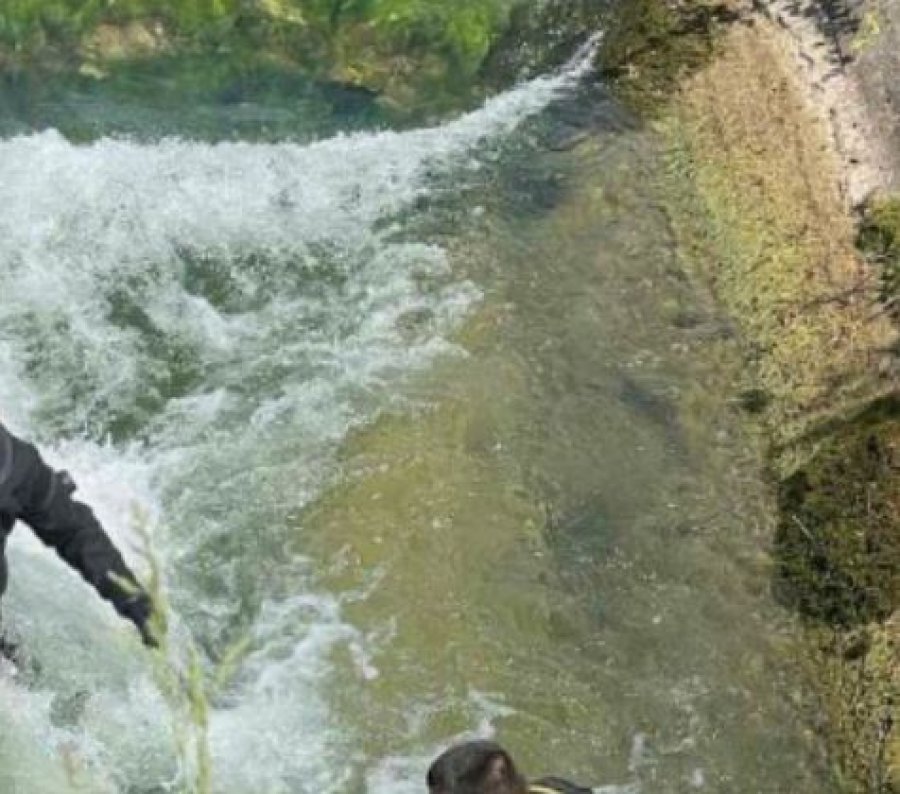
[427,741,594,794]
[0,421,157,658]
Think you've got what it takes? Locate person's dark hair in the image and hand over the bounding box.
[426,741,527,794]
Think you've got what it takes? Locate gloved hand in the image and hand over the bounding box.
[119,591,160,649]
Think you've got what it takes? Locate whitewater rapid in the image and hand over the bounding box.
[0,50,596,794]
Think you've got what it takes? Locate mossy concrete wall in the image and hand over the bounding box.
[643,6,899,790]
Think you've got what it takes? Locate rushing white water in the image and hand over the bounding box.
[0,51,598,794]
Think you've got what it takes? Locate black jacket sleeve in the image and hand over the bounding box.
[4,427,143,617]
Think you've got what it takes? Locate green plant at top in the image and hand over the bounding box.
[0,0,242,48]
[0,0,82,47]
[0,0,514,77]
[300,0,376,34]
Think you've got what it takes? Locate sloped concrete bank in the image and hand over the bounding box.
[597,0,900,789]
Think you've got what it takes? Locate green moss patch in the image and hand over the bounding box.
[772,417,899,791]
[596,0,739,114]
[0,0,521,117]
[858,193,900,321]
[773,420,900,627]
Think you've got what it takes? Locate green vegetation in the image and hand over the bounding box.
[0,0,262,50]
[0,0,521,113]
[596,0,736,114]
[858,193,900,321]
[0,0,739,118]
[372,0,511,70]
[773,417,899,793]
[775,421,899,627]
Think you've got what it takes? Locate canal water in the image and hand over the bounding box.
[0,44,835,794]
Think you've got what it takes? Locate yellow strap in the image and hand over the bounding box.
[530,786,563,794]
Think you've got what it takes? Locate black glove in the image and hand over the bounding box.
[118,592,159,649]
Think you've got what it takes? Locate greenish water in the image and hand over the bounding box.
[0,57,836,794]
[0,56,389,143]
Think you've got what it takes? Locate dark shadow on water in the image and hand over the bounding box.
[617,373,686,454]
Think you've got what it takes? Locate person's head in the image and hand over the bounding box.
[426,741,527,794]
